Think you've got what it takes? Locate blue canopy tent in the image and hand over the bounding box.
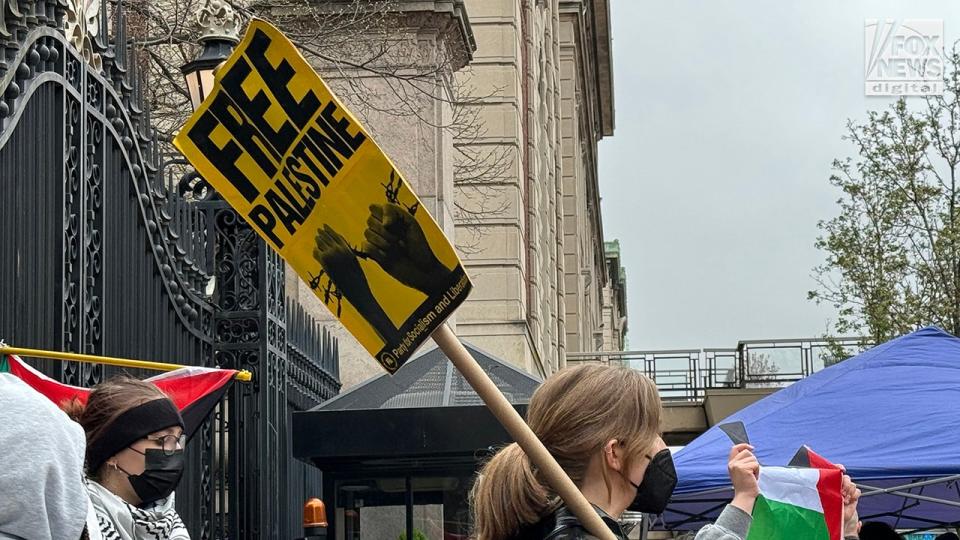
[660,327,960,533]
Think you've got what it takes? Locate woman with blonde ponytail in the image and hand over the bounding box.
[470,364,861,540]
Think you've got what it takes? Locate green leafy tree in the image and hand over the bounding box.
[810,45,960,342]
[818,336,863,367]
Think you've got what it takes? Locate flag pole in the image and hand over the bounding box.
[0,345,253,382]
[431,324,617,540]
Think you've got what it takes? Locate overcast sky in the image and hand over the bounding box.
[599,1,960,350]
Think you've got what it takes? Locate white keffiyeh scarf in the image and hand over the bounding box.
[85,480,190,540]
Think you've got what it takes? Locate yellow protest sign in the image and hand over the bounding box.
[173,20,471,373]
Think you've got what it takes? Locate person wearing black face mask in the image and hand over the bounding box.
[625,445,678,515]
[63,375,190,540]
[471,365,862,540]
[613,440,861,540]
[471,366,762,540]
[593,437,760,540]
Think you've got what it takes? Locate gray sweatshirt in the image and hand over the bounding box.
[694,505,752,540]
[0,373,90,540]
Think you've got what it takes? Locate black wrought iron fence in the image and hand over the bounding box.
[0,3,342,538]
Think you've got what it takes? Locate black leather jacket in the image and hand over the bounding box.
[513,505,629,540]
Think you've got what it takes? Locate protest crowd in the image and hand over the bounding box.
[2,1,959,539]
[3,360,945,540]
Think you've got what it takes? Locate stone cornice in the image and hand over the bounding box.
[291,0,476,64]
[559,0,614,137]
[395,0,476,61]
[592,0,614,136]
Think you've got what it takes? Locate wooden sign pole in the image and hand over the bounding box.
[431,324,616,540]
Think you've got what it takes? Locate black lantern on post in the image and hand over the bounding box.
[181,0,241,111]
[178,0,241,199]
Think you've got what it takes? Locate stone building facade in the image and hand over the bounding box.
[602,240,628,351]
[453,0,615,377]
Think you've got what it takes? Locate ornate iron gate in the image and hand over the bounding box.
[0,1,340,538]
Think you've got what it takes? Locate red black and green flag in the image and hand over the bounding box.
[746,446,844,540]
[0,354,235,439]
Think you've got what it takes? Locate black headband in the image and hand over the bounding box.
[86,398,184,473]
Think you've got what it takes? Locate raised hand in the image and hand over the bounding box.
[835,464,861,538]
[728,443,760,515]
[313,224,399,345]
[362,203,450,294]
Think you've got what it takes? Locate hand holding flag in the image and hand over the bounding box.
[790,447,861,538]
[728,443,761,515]
[717,424,851,540]
[835,464,861,538]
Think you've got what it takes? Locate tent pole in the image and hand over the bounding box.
[858,483,960,508]
[671,486,735,498]
[857,474,960,497]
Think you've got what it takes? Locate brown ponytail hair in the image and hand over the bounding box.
[62,374,171,479]
[470,364,662,540]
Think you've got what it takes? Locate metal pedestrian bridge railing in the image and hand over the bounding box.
[566,336,869,401]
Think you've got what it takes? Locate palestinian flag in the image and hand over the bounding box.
[789,445,837,470]
[747,447,843,540]
[0,354,236,439]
